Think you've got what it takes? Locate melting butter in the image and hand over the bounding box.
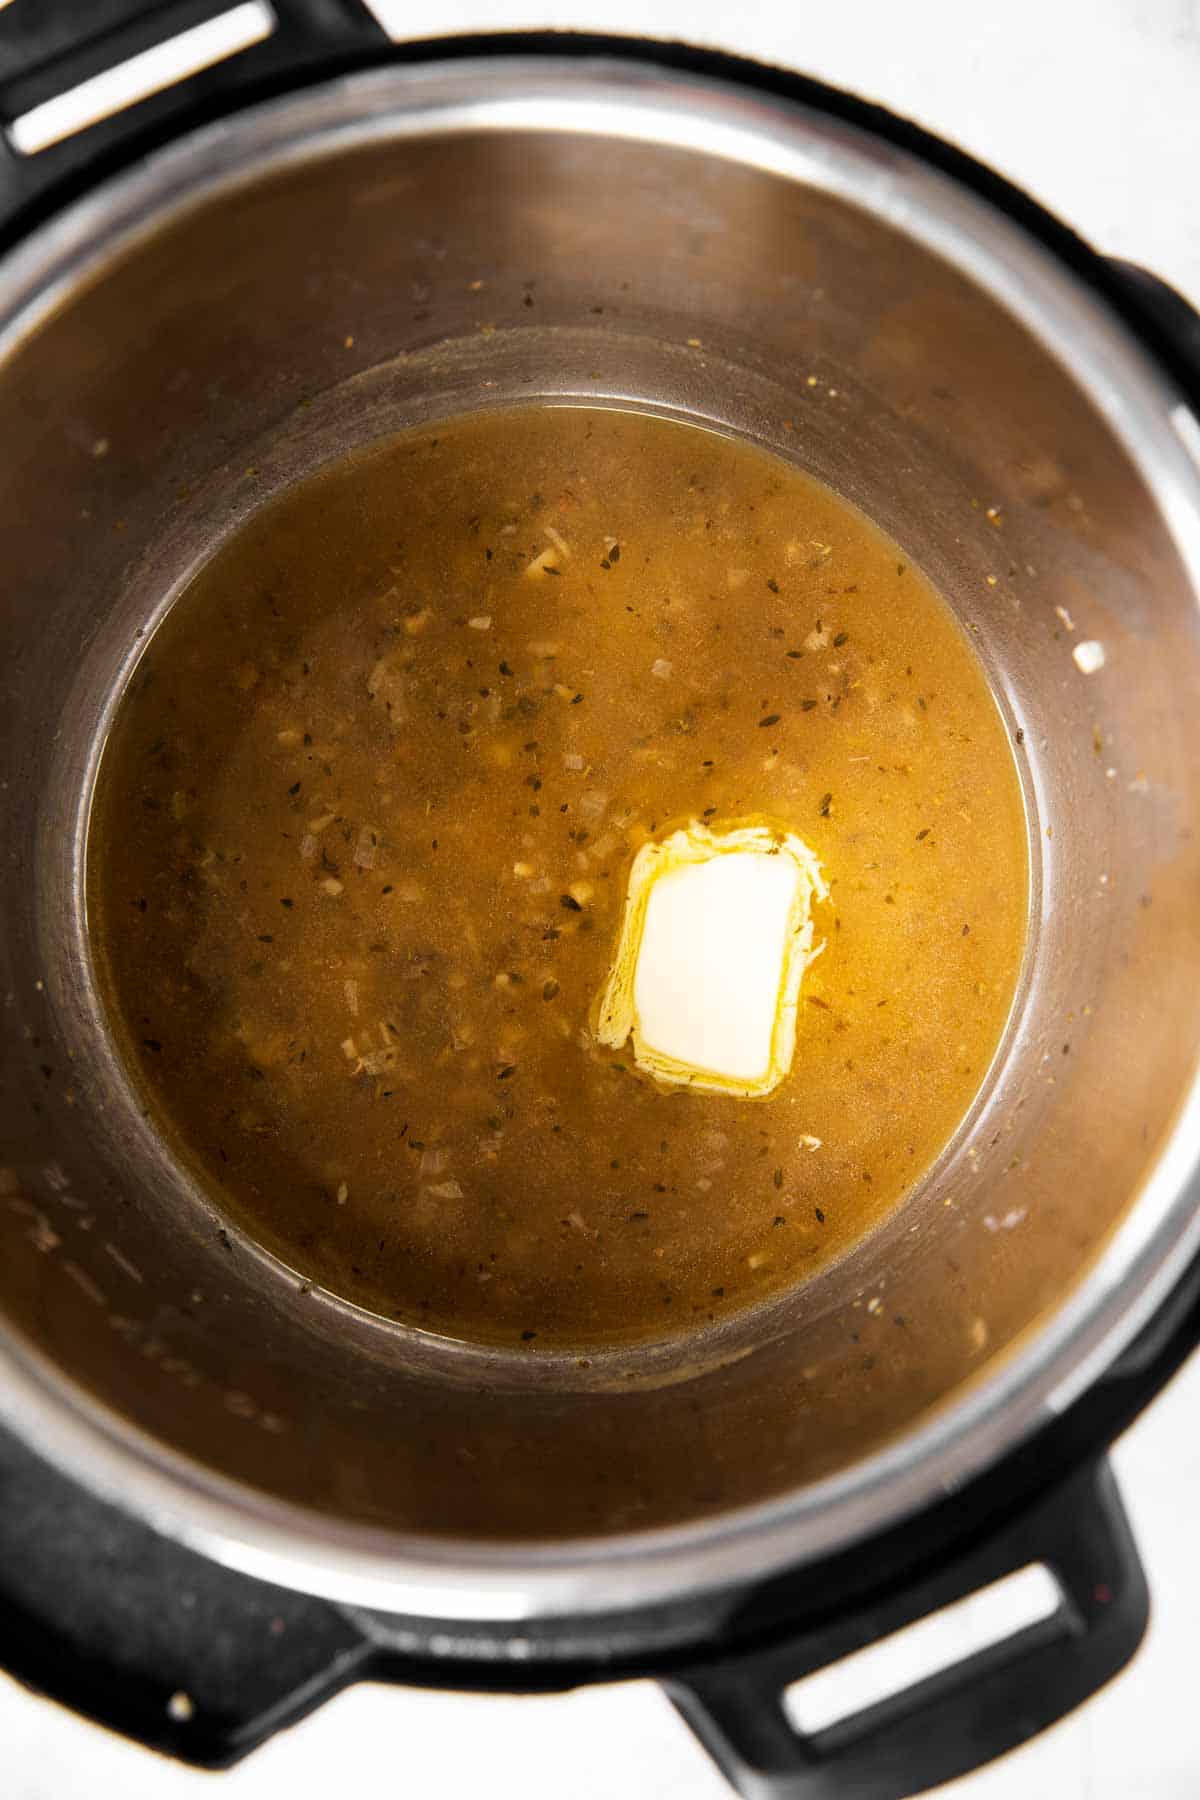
[595,821,827,1097]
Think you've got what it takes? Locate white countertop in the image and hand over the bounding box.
[4,2,1199,1795]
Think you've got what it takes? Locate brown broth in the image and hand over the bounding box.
[87,406,1028,1348]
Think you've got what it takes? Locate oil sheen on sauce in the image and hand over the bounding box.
[88,406,1029,1349]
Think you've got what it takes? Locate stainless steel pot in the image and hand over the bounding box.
[2,18,1200,1797]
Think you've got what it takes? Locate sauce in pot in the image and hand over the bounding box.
[88,406,1028,1348]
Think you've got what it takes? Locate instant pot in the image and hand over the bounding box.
[2,7,1200,1796]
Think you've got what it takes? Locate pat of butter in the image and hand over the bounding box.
[596,821,827,1097]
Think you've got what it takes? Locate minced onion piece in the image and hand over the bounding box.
[524,550,560,580]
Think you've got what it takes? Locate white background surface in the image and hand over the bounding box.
[3,1,1200,1795]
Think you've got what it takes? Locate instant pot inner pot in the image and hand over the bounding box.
[2,105,1199,1562]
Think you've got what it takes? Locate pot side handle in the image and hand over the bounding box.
[1103,259,1200,406]
[663,1458,1146,1800]
[0,0,388,250]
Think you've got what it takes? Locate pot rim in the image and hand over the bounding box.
[3,50,1200,1622]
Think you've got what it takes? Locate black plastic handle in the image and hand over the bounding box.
[664,1459,1147,1800]
[1105,259,1200,400]
[0,0,388,248]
